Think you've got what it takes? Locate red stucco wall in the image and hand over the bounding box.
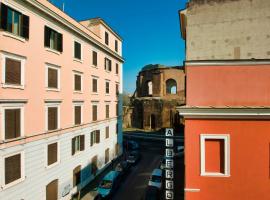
[186,65,270,106]
[185,119,270,200]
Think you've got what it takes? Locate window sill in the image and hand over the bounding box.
[2,32,26,43]
[46,48,61,55]
[46,128,61,133]
[73,150,83,157]
[73,58,83,63]
[201,173,230,177]
[46,88,60,92]
[92,65,98,69]
[105,70,112,73]
[74,91,83,94]
[46,161,60,169]
[2,177,25,190]
[105,94,110,96]
[92,92,98,95]
[2,136,25,143]
[2,84,24,90]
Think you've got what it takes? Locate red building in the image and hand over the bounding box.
[178,1,270,200]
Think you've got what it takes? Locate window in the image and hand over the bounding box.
[47,106,59,131]
[116,63,119,74]
[115,143,120,156]
[200,134,230,177]
[74,73,82,92]
[104,58,112,71]
[47,142,58,166]
[2,53,25,88]
[74,41,82,60]
[46,65,60,90]
[116,84,119,96]
[147,81,153,96]
[166,79,177,94]
[74,105,82,125]
[105,126,109,139]
[92,78,98,93]
[71,135,85,155]
[116,123,118,135]
[92,51,97,66]
[44,26,63,52]
[106,105,109,119]
[105,31,109,45]
[115,40,118,52]
[106,81,110,94]
[91,156,98,175]
[73,165,81,187]
[116,103,119,117]
[105,148,110,164]
[4,152,24,187]
[4,108,21,140]
[0,4,29,39]
[46,179,58,200]
[90,130,100,146]
[92,105,97,121]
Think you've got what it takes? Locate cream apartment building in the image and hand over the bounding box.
[0,0,123,199]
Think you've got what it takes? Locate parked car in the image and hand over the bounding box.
[125,140,140,151]
[175,146,184,158]
[126,150,141,164]
[142,186,161,200]
[115,161,131,177]
[148,169,163,189]
[97,171,121,199]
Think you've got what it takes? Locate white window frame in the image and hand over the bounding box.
[45,140,60,169]
[73,102,83,125]
[45,103,61,132]
[200,134,230,177]
[0,103,25,141]
[73,71,83,93]
[1,151,25,189]
[73,38,83,62]
[91,49,98,68]
[91,75,99,94]
[72,135,82,155]
[1,52,26,89]
[105,80,110,95]
[104,57,112,72]
[45,63,61,91]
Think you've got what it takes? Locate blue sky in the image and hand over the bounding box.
[51,0,187,94]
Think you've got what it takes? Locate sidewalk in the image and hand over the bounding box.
[80,155,123,200]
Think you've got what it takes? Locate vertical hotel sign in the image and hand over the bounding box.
[165,128,174,199]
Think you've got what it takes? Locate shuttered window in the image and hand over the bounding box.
[116,123,118,135]
[106,126,109,139]
[44,26,63,52]
[0,4,29,39]
[74,74,82,91]
[92,105,97,121]
[96,130,100,143]
[106,105,109,119]
[71,135,85,155]
[46,179,58,200]
[90,130,100,146]
[48,107,58,131]
[92,51,97,66]
[104,58,112,71]
[5,58,21,85]
[47,143,58,166]
[48,67,58,89]
[5,153,21,185]
[74,106,81,125]
[116,63,119,74]
[5,108,21,139]
[105,148,109,164]
[105,31,109,45]
[74,41,81,60]
[115,40,118,52]
[115,143,120,156]
[116,84,119,95]
[92,78,97,93]
[116,103,119,116]
[73,165,81,187]
[106,82,110,94]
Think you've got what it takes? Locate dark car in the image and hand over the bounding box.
[126,150,141,165]
[142,186,161,200]
[115,161,131,177]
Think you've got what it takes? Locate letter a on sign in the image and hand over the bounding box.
[166,128,174,137]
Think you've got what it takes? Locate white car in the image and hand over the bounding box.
[148,168,163,189]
